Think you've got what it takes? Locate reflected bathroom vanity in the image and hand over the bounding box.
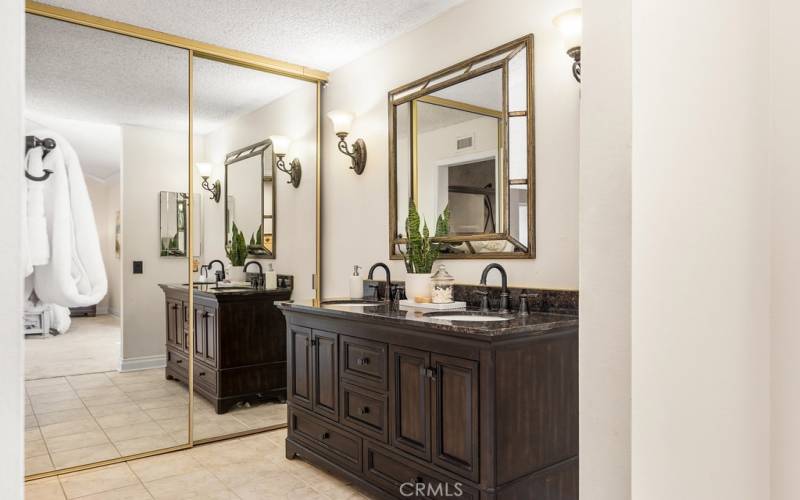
[160,282,292,413]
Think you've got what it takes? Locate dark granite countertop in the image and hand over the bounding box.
[277,299,578,339]
[159,283,292,298]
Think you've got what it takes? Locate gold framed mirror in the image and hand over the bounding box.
[388,35,534,259]
[24,0,326,481]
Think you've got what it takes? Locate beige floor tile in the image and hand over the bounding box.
[142,470,237,500]
[104,421,165,442]
[128,452,201,483]
[34,407,93,426]
[26,414,40,430]
[66,373,114,389]
[96,410,155,429]
[26,427,43,442]
[50,443,121,469]
[26,438,49,458]
[25,454,55,475]
[136,396,188,411]
[205,460,286,488]
[25,477,66,500]
[152,415,189,434]
[82,393,135,408]
[126,389,178,402]
[143,405,189,421]
[40,418,102,440]
[113,434,180,457]
[228,471,308,500]
[188,439,267,467]
[72,483,154,500]
[59,463,138,499]
[45,430,111,453]
[26,377,72,393]
[31,398,86,415]
[76,386,126,400]
[87,402,142,418]
[30,390,80,406]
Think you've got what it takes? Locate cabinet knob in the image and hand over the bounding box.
[356,357,370,366]
[423,367,437,380]
[358,406,370,415]
[319,431,330,440]
[202,311,209,318]
[176,359,182,364]
[171,304,178,310]
[199,372,205,377]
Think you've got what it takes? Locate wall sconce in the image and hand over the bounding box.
[327,110,366,175]
[269,135,301,188]
[553,8,582,83]
[196,162,221,203]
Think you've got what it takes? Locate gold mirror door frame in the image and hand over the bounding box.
[24,1,326,481]
[388,34,534,259]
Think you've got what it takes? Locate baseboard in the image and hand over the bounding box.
[108,308,120,317]
[119,354,165,372]
[95,305,109,315]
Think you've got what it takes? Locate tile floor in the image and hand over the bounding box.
[26,368,287,476]
[25,429,375,499]
[26,316,121,379]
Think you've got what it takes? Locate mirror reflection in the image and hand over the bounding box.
[390,36,534,257]
[189,55,318,442]
[24,14,190,477]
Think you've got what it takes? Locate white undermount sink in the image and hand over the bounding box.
[423,311,512,322]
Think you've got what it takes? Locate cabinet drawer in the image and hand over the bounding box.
[340,335,387,391]
[194,362,218,395]
[364,442,479,500]
[289,407,361,473]
[341,382,388,443]
[166,348,188,377]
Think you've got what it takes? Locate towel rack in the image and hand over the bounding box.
[25,135,55,182]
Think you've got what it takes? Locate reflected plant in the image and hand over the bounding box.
[226,222,247,266]
[399,198,449,274]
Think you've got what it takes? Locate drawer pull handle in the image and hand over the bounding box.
[202,311,209,318]
[319,431,330,440]
[176,359,182,364]
[171,304,178,310]
[199,372,205,377]
[356,357,370,366]
[358,406,370,415]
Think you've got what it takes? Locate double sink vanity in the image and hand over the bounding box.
[279,265,578,500]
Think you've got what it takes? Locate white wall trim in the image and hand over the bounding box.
[119,354,166,372]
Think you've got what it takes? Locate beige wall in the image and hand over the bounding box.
[630,0,770,499]
[198,83,318,300]
[770,0,800,498]
[579,0,632,498]
[121,125,189,366]
[1,0,24,495]
[321,0,580,294]
[84,175,121,315]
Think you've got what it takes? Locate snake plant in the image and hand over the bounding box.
[226,222,247,266]
[400,198,449,274]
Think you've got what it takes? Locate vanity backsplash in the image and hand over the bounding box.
[363,279,578,315]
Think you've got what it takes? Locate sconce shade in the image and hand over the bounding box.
[269,135,290,156]
[196,161,214,178]
[553,8,582,51]
[327,110,354,136]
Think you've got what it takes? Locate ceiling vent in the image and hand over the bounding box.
[456,135,473,151]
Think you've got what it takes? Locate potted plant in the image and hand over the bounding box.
[398,199,449,300]
[226,222,248,282]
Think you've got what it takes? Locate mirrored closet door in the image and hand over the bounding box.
[24,14,191,477]
[189,56,319,443]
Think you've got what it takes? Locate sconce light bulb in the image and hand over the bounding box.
[553,8,582,52]
[196,161,214,179]
[269,135,291,156]
[327,110,354,136]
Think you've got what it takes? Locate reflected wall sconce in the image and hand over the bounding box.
[553,8,582,83]
[196,162,221,203]
[327,110,366,175]
[269,135,302,188]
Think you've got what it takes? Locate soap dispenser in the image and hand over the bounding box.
[349,265,364,299]
[265,263,277,290]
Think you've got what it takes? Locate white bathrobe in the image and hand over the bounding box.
[26,130,107,308]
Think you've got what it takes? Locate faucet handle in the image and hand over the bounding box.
[518,290,530,316]
[475,288,490,313]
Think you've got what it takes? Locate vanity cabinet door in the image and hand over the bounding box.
[202,306,217,366]
[193,306,206,359]
[311,330,339,422]
[389,346,431,461]
[431,354,480,482]
[181,302,189,351]
[288,326,313,410]
[166,299,181,347]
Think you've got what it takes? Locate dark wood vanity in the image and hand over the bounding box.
[160,284,292,413]
[279,301,578,500]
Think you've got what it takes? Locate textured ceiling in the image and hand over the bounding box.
[36,0,464,72]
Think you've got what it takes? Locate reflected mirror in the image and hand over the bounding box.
[24,13,190,477]
[390,35,534,258]
[225,140,276,257]
[190,55,318,442]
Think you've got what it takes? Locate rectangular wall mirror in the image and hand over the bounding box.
[389,35,534,258]
[24,12,191,478]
